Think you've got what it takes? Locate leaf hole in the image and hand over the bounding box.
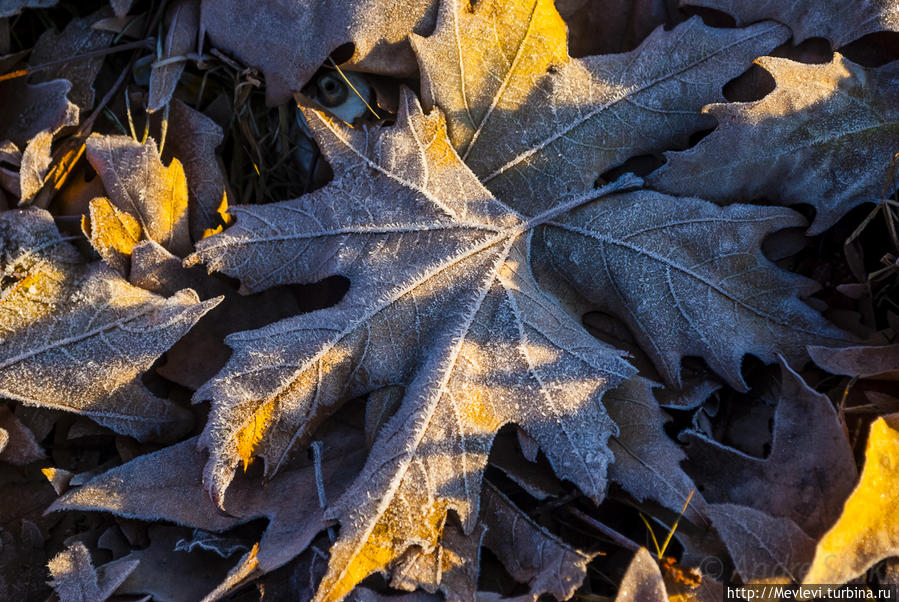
[771,37,834,64]
[839,32,899,67]
[678,7,737,28]
[723,64,776,102]
[327,42,356,66]
[598,154,665,184]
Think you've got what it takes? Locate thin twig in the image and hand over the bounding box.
[0,39,154,83]
[327,57,380,120]
[568,508,641,553]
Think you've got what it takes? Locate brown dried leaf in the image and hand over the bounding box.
[0,0,56,17]
[29,11,114,110]
[18,130,53,205]
[679,0,899,46]
[480,482,592,601]
[683,360,857,538]
[0,404,44,465]
[0,208,219,441]
[48,541,138,602]
[614,548,667,602]
[606,377,709,526]
[809,343,899,380]
[148,0,199,112]
[51,426,365,598]
[411,0,789,212]
[200,0,438,105]
[85,134,192,257]
[111,526,239,602]
[647,55,899,234]
[803,414,899,585]
[0,520,49,601]
[161,101,230,241]
[393,480,593,600]
[707,503,815,584]
[0,78,77,148]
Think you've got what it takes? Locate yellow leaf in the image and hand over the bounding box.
[85,135,192,257]
[803,414,899,584]
[83,197,143,276]
[234,399,276,472]
[201,190,232,239]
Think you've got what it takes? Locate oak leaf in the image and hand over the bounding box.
[0,78,77,148]
[679,0,899,46]
[190,93,636,599]
[536,191,848,389]
[706,503,815,584]
[683,361,857,538]
[647,54,899,234]
[0,208,219,441]
[412,0,789,212]
[29,10,114,110]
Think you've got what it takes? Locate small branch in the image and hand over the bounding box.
[568,507,641,553]
[0,39,154,83]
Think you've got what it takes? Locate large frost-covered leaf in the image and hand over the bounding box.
[647,55,899,233]
[538,190,850,388]
[183,2,857,598]
[0,208,219,441]
[411,0,789,211]
[189,92,635,600]
[680,0,899,46]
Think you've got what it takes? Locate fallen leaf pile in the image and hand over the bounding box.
[1,0,898,600]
